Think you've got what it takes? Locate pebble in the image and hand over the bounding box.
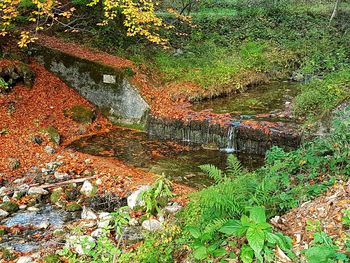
[27,207,40,212]
[0,186,7,196]
[164,202,182,214]
[3,195,10,202]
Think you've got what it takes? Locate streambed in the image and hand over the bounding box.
[69,128,264,189]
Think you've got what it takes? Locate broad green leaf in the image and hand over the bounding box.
[246,227,265,255]
[193,246,208,260]
[219,220,246,236]
[186,226,201,239]
[240,244,254,263]
[241,215,251,227]
[249,207,266,223]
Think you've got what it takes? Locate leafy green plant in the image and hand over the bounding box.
[303,220,349,263]
[220,207,294,263]
[186,226,227,261]
[0,77,9,91]
[342,209,350,228]
[141,174,174,215]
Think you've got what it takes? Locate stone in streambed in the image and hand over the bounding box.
[81,206,97,220]
[80,180,97,197]
[16,256,34,263]
[0,209,9,218]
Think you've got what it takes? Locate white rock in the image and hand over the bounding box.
[27,207,39,212]
[80,180,96,197]
[95,178,102,185]
[13,178,25,184]
[19,204,27,210]
[0,186,7,196]
[142,219,163,232]
[66,235,95,255]
[28,187,48,195]
[2,195,10,202]
[54,171,69,180]
[164,202,182,214]
[97,212,112,228]
[81,206,97,220]
[158,214,165,223]
[0,209,9,219]
[17,256,34,263]
[91,228,103,238]
[127,186,150,209]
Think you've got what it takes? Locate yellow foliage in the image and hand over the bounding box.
[1,0,168,47]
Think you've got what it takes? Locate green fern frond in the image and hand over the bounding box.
[204,218,228,234]
[226,154,243,178]
[199,164,224,184]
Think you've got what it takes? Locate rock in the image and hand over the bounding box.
[53,228,65,237]
[0,186,8,196]
[27,207,39,212]
[42,126,60,145]
[65,105,96,124]
[65,202,82,212]
[0,201,19,213]
[43,254,61,263]
[81,206,97,220]
[129,218,139,226]
[2,195,10,202]
[127,185,150,209]
[46,161,64,171]
[8,158,20,170]
[0,209,9,219]
[122,226,144,241]
[80,180,97,197]
[19,204,27,210]
[32,135,43,145]
[97,212,112,228]
[66,235,95,255]
[54,171,68,180]
[16,256,34,263]
[164,202,182,214]
[95,178,102,185]
[141,219,163,232]
[44,145,55,154]
[13,178,25,184]
[13,190,26,199]
[28,187,49,196]
[91,228,103,238]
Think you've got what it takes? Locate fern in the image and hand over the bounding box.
[225,154,243,178]
[204,218,228,234]
[199,164,224,183]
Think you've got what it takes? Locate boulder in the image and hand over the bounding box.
[97,212,112,228]
[164,202,182,214]
[127,185,150,209]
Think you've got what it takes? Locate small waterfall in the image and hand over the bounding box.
[220,125,236,153]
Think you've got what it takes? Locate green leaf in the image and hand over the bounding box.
[248,207,266,223]
[213,248,227,257]
[240,244,254,263]
[304,245,336,263]
[187,226,201,239]
[246,227,265,255]
[193,246,208,260]
[219,220,246,236]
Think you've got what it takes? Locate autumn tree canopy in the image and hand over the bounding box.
[0,0,168,47]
